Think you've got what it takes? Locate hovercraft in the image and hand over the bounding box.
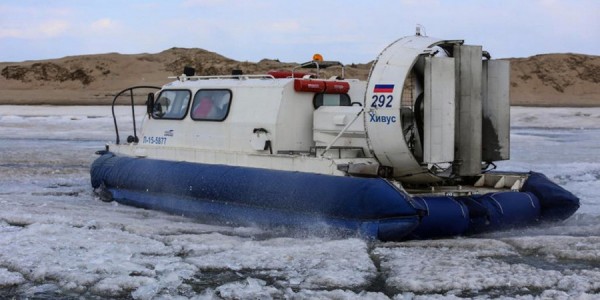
[91,33,579,240]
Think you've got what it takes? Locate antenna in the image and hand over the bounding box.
[416,24,426,36]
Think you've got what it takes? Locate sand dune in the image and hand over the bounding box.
[0,48,597,106]
[509,54,600,106]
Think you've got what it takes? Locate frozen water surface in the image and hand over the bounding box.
[0,105,599,299]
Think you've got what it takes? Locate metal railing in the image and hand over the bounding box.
[111,86,161,144]
[168,74,275,81]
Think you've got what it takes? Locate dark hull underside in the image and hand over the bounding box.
[91,153,580,241]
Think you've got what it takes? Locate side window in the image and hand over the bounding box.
[191,89,232,121]
[313,93,351,109]
[152,90,191,119]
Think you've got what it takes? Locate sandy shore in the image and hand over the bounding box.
[1,50,598,106]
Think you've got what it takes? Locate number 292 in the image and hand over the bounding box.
[371,95,393,108]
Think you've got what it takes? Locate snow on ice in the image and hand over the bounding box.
[0,105,599,299]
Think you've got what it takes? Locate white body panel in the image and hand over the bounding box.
[112,75,378,177]
[454,45,483,176]
[424,56,455,164]
[140,78,311,154]
[482,60,510,161]
[364,36,458,182]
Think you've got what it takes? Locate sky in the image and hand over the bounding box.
[0,0,598,64]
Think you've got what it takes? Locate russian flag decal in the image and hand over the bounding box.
[373,84,394,93]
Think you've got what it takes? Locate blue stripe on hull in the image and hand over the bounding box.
[91,153,423,240]
[90,154,580,240]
